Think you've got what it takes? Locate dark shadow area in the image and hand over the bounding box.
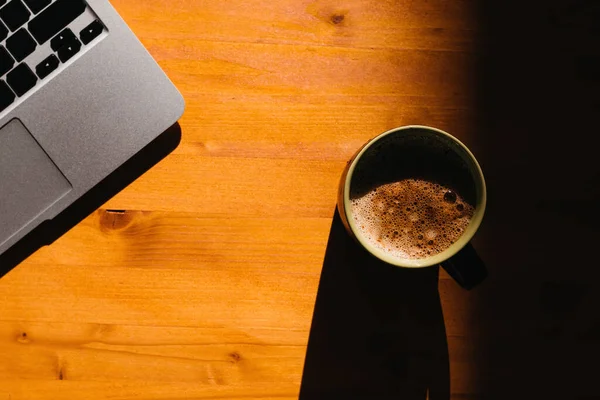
[350,132,477,204]
[470,0,600,398]
[299,210,450,400]
[0,122,182,278]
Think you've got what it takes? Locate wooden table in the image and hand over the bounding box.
[2,0,599,399]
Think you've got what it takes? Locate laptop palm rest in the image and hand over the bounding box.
[0,119,72,247]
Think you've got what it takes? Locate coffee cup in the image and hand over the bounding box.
[337,125,487,288]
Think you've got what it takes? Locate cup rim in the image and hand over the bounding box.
[342,125,487,268]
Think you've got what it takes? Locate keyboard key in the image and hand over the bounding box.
[0,79,14,112]
[80,20,103,45]
[0,0,30,31]
[28,0,85,44]
[57,37,81,63]
[0,19,7,41]
[22,0,50,14]
[6,28,36,62]
[35,53,58,79]
[6,62,36,96]
[50,28,75,52]
[0,45,14,77]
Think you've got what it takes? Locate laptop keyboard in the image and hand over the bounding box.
[0,0,106,113]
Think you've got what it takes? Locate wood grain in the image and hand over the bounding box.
[0,0,484,398]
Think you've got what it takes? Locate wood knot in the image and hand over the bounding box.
[17,332,30,344]
[228,352,242,363]
[93,323,114,336]
[330,14,345,25]
[99,209,134,232]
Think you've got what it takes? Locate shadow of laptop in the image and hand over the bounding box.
[299,210,450,400]
[0,122,181,278]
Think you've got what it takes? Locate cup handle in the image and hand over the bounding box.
[441,242,487,290]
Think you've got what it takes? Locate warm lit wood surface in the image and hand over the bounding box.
[0,1,487,398]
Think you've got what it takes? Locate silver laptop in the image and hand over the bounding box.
[0,0,184,257]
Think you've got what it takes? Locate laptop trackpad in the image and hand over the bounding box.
[0,119,72,246]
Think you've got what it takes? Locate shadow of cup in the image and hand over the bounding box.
[299,210,450,400]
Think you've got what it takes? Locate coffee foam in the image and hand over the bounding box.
[350,179,474,260]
